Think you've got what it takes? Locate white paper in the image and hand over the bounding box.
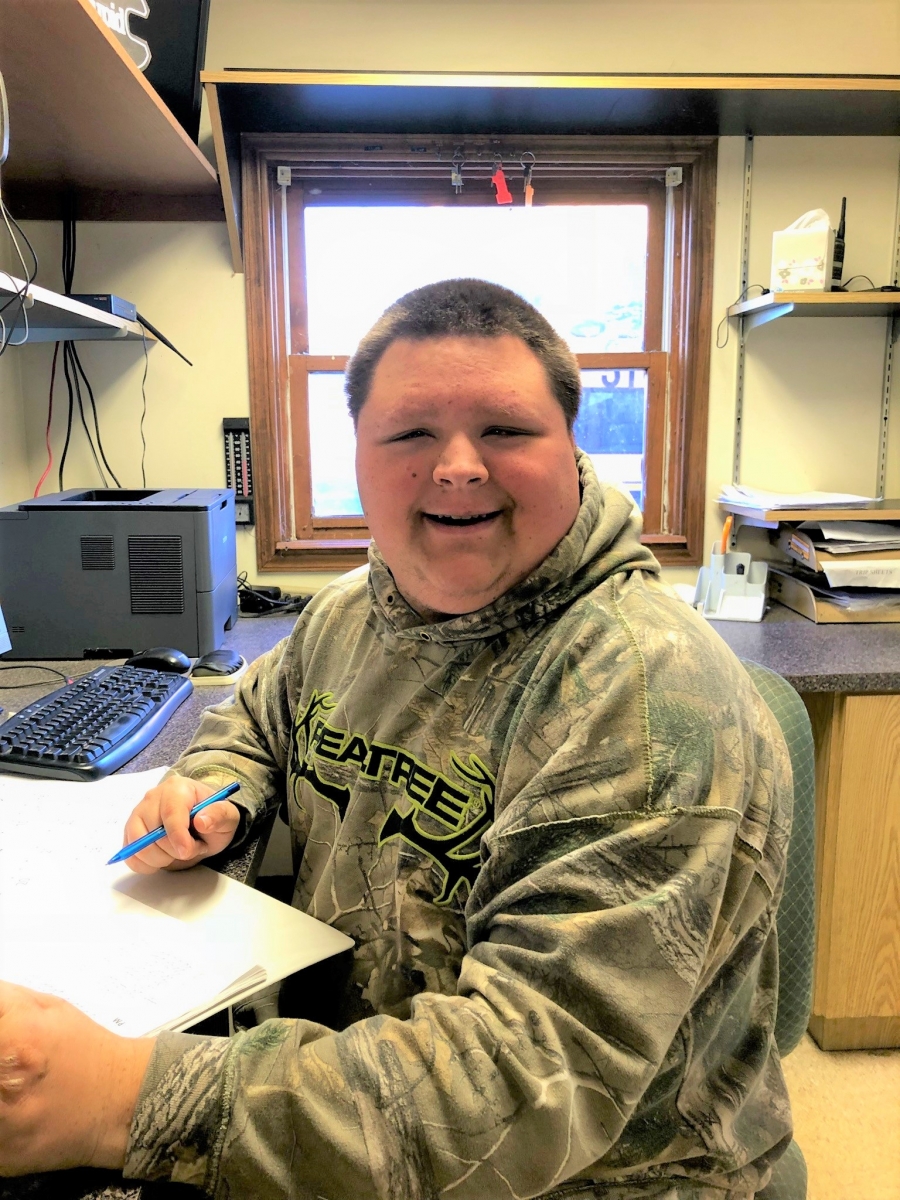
[0,769,262,1036]
[814,520,900,544]
[0,768,352,1035]
[822,563,900,589]
[719,485,874,510]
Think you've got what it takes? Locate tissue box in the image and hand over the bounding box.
[771,227,835,292]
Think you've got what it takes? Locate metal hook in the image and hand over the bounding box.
[450,148,465,194]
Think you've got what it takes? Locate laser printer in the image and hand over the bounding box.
[0,488,238,659]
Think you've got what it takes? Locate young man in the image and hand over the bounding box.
[0,281,792,1198]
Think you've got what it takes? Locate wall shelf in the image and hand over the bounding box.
[0,275,155,344]
[729,290,900,333]
[0,0,221,221]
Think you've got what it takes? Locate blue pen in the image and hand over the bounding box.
[107,780,241,865]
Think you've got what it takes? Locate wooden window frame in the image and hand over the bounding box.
[242,134,717,572]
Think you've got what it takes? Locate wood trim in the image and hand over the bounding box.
[575,353,652,368]
[641,353,668,533]
[299,356,351,371]
[242,142,295,571]
[644,183,666,352]
[672,139,716,559]
[803,691,841,1021]
[287,183,309,356]
[205,82,242,272]
[202,70,900,93]
[242,132,717,165]
[818,695,900,1023]
[808,1015,900,1051]
[288,357,315,539]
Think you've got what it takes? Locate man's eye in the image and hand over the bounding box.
[391,429,431,442]
[484,427,526,438]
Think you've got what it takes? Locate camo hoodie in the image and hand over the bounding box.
[124,454,793,1200]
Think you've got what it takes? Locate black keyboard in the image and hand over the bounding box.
[0,665,193,781]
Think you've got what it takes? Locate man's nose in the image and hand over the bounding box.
[433,435,489,486]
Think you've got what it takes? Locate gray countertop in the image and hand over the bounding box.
[709,603,900,693]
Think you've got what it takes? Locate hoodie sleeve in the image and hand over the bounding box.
[123,583,792,1200]
[165,626,302,837]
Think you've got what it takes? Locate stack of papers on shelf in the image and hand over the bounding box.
[781,523,900,587]
[0,768,353,1037]
[803,520,900,554]
[718,484,875,511]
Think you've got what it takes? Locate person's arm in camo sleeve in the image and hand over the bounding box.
[121,623,304,873]
[122,588,792,1199]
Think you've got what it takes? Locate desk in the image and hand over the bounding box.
[0,615,298,1200]
[711,606,900,1051]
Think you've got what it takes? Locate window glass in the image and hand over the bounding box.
[574,368,647,507]
[308,372,362,517]
[304,205,647,356]
[308,366,648,518]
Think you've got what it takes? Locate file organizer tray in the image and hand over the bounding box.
[693,549,768,622]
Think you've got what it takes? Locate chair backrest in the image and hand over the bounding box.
[741,660,816,1056]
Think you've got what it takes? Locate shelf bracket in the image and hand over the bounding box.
[875,150,900,499]
[742,302,794,333]
[732,135,754,485]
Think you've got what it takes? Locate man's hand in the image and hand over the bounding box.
[122,775,241,874]
[0,982,155,1175]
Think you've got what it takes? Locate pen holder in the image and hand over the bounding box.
[693,547,768,622]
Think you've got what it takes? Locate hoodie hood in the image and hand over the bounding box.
[367,451,660,644]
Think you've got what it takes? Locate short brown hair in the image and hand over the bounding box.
[345,279,582,427]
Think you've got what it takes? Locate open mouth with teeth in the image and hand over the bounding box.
[423,511,502,527]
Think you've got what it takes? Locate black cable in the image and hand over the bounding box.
[67,341,109,485]
[56,211,122,488]
[839,275,877,291]
[72,345,122,486]
[236,572,312,617]
[0,665,95,692]
[716,283,770,349]
[58,342,76,491]
[58,209,76,490]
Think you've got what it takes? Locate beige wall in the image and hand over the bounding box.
[0,352,29,506]
[204,0,900,76]
[4,0,900,594]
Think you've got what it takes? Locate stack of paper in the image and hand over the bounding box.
[0,769,353,1037]
[804,520,900,555]
[718,484,875,511]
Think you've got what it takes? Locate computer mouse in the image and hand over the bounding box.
[191,649,245,678]
[125,646,193,674]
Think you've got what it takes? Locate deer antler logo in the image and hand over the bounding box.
[378,753,496,905]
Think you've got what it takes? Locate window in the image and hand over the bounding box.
[242,135,716,571]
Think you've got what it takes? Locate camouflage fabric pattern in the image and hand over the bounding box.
[124,455,793,1199]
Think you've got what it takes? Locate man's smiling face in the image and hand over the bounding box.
[355,334,582,620]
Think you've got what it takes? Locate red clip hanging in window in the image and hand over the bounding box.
[491,162,512,205]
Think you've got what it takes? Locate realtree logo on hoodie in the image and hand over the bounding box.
[291,690,495,904]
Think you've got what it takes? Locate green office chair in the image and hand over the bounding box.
[741,661,817,1200]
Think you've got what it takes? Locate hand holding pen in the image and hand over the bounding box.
[113,778,242,873]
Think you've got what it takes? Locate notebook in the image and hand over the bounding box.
[0,768,353,1037]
